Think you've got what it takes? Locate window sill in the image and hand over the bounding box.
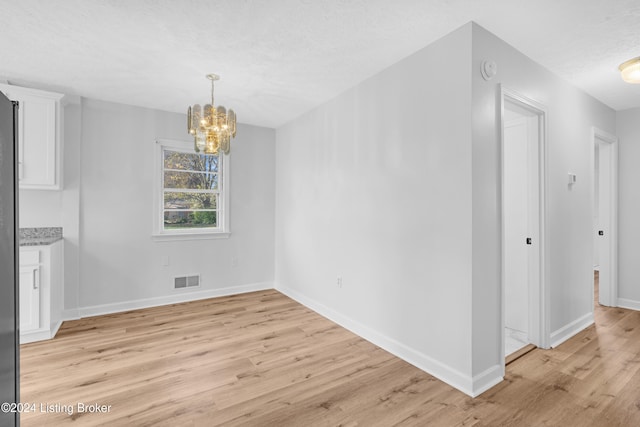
[151,231,230,242]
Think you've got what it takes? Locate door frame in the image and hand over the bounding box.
[500,86,549,368]
[592,127,618,307]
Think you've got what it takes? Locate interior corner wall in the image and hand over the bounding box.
[275,24,476,393]
[78,98,275,311]
[62,97,82,314]
[470,23,616,379]
[616,107,640,307]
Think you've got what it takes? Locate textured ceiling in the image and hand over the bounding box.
[1,0,638,128]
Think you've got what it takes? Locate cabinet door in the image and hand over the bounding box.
[19,266,40,332]
[0,84,63,190]
[17,93,57,187]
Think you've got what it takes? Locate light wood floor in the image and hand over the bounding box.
[20,273,640,426]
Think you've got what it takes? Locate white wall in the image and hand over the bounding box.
[617,108,640,306]
[19,191,63,227]
[275,22,616,396]
[61,97,82,313]
[470,23,616,378]
[16,21,621,398]
[275,24,476,393]
[77,99,275,311]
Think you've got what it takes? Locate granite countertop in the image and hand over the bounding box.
[19,227,63,246]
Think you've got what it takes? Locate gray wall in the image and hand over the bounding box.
[275,24,476,393]
[470,23,616,381]
[78,99,275,310]
[274,22,617,396]
[21,97,276,314]
[17,21,622,398]
[617,107,640,306]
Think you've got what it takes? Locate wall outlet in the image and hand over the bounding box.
[337,276,343,288]
[161,256,169,266]
[231,257,239,267]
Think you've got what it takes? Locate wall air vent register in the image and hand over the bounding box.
[174,275,200,289]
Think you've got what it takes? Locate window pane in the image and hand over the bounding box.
[164,150,218,173]
[164,192,217,210]
[164,211,217,229]
[164,171,218,190]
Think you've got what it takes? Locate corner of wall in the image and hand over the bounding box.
[275,282,482,397]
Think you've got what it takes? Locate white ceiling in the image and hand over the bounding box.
[1,0,638,128]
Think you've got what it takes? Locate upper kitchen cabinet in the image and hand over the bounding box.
[0,84,64,190]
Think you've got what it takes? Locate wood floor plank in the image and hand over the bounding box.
[19,275,640,426]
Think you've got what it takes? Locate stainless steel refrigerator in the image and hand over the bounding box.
[0,90,19,426]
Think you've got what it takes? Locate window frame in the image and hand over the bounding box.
[152,139,230,241]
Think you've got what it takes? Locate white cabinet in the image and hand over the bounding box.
[19,241,63,343]
[0,84,63,190]
[19,253,40,333]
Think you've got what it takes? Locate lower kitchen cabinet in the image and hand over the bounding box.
[19,240,63,343]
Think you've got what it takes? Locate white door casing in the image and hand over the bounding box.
[593,128,618,307]
[500,86,549,374]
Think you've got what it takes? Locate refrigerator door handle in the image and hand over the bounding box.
[33,268,39,289]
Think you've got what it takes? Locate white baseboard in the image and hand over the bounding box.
[472,364,504,397]
[550,312,594,348]
[617,298,640,311]
[20,321,64,344]
[51,320,63,337]
[71,282,273,319]
[276,283,494,397]
[20,326,56,344]
[20,329,50,344]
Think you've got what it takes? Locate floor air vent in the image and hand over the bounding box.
[174,274,200,289]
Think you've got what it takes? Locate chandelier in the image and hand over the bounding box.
[187,73,236,154]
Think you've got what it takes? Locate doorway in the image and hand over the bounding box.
[500,87,548,368]
[592,128,618,308]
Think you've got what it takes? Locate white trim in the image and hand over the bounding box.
[617,298,640,311]
[73,282,272,319]
[276,283,485,397]
[550,312,594,348]
[592,127,618,308]
[20,329,53,344]
[19,320,62,344]
[151,231,230,242]
[472,365,504,397]
[500,85,550,361]
[50,320,63,339]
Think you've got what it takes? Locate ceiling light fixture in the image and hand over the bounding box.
[187,73,236,154]
[619,57,640,84]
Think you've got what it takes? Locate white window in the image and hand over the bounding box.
[153,139,230,240]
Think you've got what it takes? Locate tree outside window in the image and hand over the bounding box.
[162,149,220,231]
